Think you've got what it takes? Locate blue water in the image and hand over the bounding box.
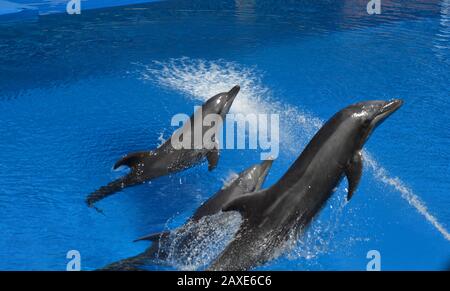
[0,0,449,270]
[0,0,160,16]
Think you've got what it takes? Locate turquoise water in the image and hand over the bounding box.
[0,0,449,270]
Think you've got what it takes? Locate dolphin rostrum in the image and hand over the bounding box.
[100,159,273,270]
[208,99,403,271]
[86,85,240,208]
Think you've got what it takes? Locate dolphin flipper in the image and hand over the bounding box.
[345,151,363,201]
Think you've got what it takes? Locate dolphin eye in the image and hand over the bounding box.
[363,119,371,127]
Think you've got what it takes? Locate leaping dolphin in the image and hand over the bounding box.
[86,85,240,207]
[208,99,403,271]
[99,159,274,270]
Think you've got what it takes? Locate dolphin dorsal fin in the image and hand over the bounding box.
[222,189,270,221]
[345,151,363,201]
[113,151,151,170]
[206,148,219,171]
[133,231,170,243]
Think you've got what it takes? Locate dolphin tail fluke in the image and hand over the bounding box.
[86,175,140,207]
[133,231,170,243]
[113,151,150,170]
[86,152,152,208]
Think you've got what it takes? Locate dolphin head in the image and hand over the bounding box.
[202,85,240,118]
[236,159,274,193]
[344,99,403,148]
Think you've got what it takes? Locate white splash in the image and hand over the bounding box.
[363,151,450,241]
[285,192,349,261]
[141,57,268,110]
[161,212,242,270]
[138,58,322,155]
[138,57,450,251]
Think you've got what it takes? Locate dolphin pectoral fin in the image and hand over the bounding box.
[345,151,363,201]
[133,231,170,242]
[206,149,219,171]
[113,151,150,170]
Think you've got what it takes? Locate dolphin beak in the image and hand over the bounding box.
[254,159,274,191]
[219,85,240,116]
[227,85,240,103]
[371,99,403,127]
[379,99,403,116]
[260,159,274,174]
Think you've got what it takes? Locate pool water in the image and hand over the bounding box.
[0,0,449,270]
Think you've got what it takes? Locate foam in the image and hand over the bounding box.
[156,212,242,271]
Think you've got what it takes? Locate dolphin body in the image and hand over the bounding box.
[86,85,240,207]
[208,99,403,271]
[100,159,273,271]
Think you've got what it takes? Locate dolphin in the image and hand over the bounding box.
[86,85,240,208]
[99,159,274,270]
[208,99,403,271]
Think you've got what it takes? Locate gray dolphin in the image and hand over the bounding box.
[99,159,273,270]
[208,99,403,271]
[86,85,240,207]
